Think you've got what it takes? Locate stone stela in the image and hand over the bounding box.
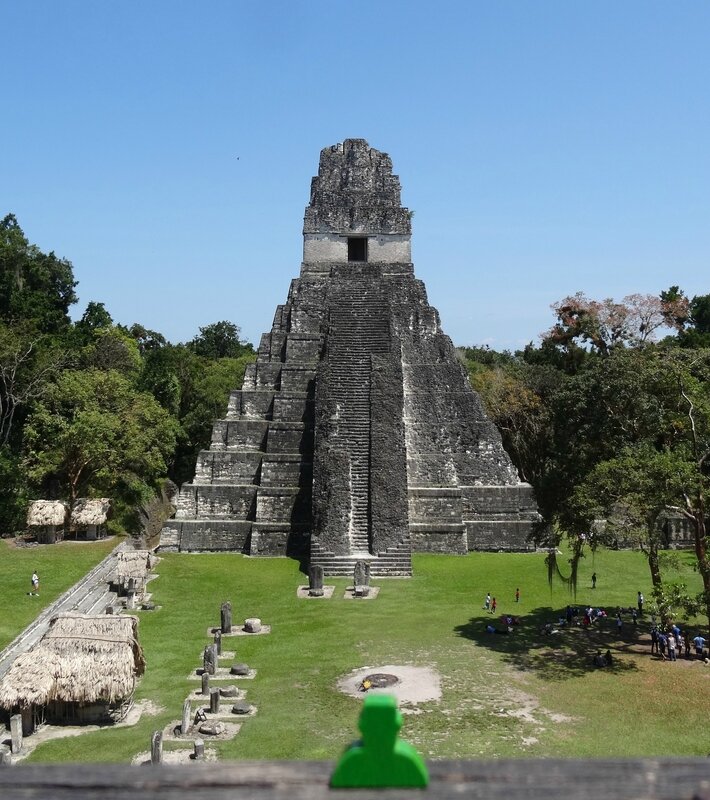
[160,139,539,576]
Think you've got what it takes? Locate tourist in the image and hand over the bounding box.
[684,631,692,659]
[484,593,491,612]
[515,587,520,603]
[637,591,644,615]
[616,613,622,634]
[651,625,659,654]
[631,609,638,626]
[593,650,606,667]
[591,572,597,589]
[491,597,497,614]
[658,631,667,660]
[667,632,677,662]
[693,633,706,659]
[30,571,39,596]
[604,649,613,667]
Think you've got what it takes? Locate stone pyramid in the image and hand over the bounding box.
[160,139,539,575]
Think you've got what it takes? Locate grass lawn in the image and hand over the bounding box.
[0,537,118,651]
[16,545,709,764]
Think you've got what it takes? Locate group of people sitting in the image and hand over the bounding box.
[592,649,614,668]
[484,615,521,635]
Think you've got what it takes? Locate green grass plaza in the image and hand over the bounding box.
[1,537,707,763]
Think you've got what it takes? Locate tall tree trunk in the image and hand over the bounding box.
[646,525,667,627]
[691,505,710,641]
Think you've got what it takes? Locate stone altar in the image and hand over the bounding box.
[160,139,539,574]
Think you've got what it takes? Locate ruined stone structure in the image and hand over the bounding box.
[160,139,539,574]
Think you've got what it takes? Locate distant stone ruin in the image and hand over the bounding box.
[160,139,539,575]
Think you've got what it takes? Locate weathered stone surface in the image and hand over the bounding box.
[308,564,324,596]
[193,739,205,760]
[209,688,220,714]
[201,672,210,696]
[230,663,250,676]
[203,644,218,675]
[219,686,239,697]
[0,744,12,766]
[243,618,261,633]
[220,602,232,634]
[158,139,539,569]
[353,561,370,587]
[181,699,191,735]
[10,715,22,755]
[198,721,226,736]
[231,701,252,715]
[150,730,163,765]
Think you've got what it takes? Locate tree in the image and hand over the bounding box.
[76,301,113,334]
[557,348,710,636]
[0,325,68,447]
[188,320,253,360]
[23,369,179,524]
[140,343,256,484]
[546,292,687,355]
[0,214,78,333]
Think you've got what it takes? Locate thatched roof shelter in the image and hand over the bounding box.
[26,500,68,528]
[70,498,111,528]
[0,613,145,710]
[115,550,155,590]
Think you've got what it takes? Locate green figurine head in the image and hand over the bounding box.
[330,693,429,789]
[358,694,401,750]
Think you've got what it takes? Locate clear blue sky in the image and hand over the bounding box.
[2,1,708,350]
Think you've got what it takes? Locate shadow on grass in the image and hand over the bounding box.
[455,605,648,680]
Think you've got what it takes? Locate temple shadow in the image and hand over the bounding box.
[454,604,644,680]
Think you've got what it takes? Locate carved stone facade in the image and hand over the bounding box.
[160,139,539,574]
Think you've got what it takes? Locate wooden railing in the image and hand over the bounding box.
[1,758,709,799]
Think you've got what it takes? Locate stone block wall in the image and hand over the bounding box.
[160,139,539,565]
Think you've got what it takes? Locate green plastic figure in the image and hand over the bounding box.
[330,694,429,789]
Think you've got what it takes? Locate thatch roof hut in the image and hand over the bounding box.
[115,550,155,595]
[26,500,69,543]
[70,498,111,539]
[0,613,145,724]
[26,500,68,528]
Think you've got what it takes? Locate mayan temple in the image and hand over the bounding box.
[160,139,539,575]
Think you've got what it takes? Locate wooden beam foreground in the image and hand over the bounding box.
[0,759,709,800]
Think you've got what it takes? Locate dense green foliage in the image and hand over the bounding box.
[8,549,706,763]
[460,288,710,635]
[0,216,255,533]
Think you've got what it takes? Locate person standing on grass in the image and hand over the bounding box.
[30,571,39,596]
[515,588,520,603]
[667,632,677,662]
[637,591,644,615]
[591,572,597,589]
[658,631,667,660]
[491,597,497,614]
[484,593,491,612]
[651,625,658,654]
[693,634,706,659]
